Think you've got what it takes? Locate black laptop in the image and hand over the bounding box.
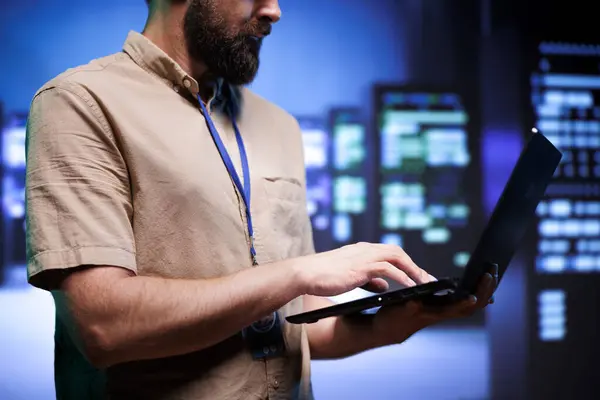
[286,130,562,324]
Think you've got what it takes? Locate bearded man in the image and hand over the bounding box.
[25,1,496,399]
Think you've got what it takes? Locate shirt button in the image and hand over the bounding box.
[272,379,279,389]
[183,78,192,88]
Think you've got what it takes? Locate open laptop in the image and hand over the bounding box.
[286,130,562,324]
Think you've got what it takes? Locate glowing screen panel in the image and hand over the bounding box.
[530,43,600,347]
[330,109,368,245]
[537,289,567,342]
[376,88,478,280]
[531,42,600,278]
[2,114,27,268]
[298,117,333,252]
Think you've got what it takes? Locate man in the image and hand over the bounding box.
[25,0,496,399]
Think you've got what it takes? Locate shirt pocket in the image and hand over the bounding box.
[254,176,307,263]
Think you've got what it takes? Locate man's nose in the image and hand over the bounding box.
[255,0,281,24]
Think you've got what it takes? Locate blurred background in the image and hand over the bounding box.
[1,0,599,399]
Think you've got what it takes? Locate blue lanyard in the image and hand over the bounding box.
[197,94,257,265]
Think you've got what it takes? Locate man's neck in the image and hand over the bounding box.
[142,11,214,101]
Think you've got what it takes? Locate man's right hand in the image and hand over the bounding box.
[288,242,437,297]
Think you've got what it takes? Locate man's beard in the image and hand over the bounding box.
[183,0,270,85]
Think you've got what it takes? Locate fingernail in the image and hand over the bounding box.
[428,274,438,282]
[491,264,498,275]
[469,295,477,304]
[407,279,417,287]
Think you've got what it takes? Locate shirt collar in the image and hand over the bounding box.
[122,31,241,115]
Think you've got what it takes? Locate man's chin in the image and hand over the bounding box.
[220,62,260,86]
[224,47,260,85]
[224,71,258,86]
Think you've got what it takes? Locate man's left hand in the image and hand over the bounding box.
[371,264,498,346]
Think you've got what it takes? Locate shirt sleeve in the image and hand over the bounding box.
[26,82,136,290]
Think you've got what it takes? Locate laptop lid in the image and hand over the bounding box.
[458,130,562,294]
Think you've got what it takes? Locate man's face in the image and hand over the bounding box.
[183,0,281,85]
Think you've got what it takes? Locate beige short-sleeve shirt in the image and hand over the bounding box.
[26,31,315,400]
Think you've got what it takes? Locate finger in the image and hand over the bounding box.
[475,273,495,307]
[360,278,389,293]
[489,263,499,276]
[386,245,431,284]
[370,262,417,287]
[481,287,495,308]
[489,263,499,287]
[374,244,431,285]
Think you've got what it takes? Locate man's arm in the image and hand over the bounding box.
[56,244,429,368]
[53,264,304,368]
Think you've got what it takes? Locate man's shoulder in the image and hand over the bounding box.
[241,88,307,180]
[33,52,137,101]
[241,88,300,132]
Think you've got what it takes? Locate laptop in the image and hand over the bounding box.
[286,130,562,324]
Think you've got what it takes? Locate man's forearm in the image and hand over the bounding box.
[59,262,305,367]
[304,295,385,359]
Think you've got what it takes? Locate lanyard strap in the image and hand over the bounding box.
[197,94,257,265]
